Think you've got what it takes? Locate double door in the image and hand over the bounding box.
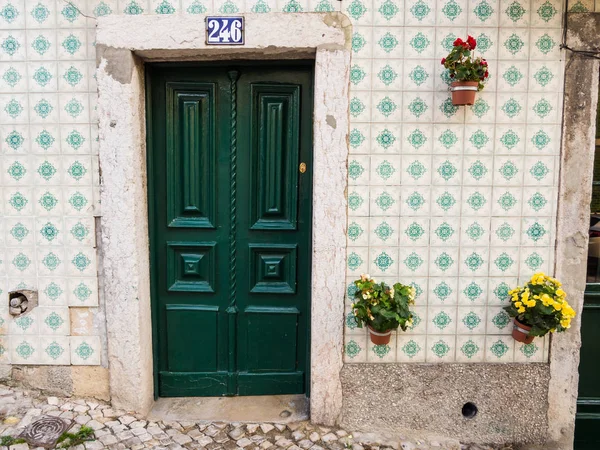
[147,63,313,396]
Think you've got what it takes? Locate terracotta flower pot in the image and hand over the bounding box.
[368,326,392,345]
[512,317,535,344]
[450,81,479,106]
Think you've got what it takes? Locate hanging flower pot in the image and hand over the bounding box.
[441,35,489,107]
[451,81,479,106]
[504,272,576,344]
[511,317,534,344]
[368,326,392,345]
[349,274,416,347]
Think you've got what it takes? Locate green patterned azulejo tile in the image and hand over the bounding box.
[492,310,511,329]
[375,191,395,211]
[375,221,394,241]
[534,67,554,88]
[465,222,485,241]
[402,340,422,359]
[431,340,450,358]
[494,252,514,272]
[0,2,19,23]
[489,339,510,358]
[404,222,424,242]
[75,342,95,361]
[352,33,366,53]
[439,130,458,149]
[40,222,59,242]
[346,0,367,20]
[463,282,483,302]
[409,32,431,54]
[347,222,363,242]
[155,0,176,14]
[410,0,431,21]
[347,252,363,271]
[460,340,480,359]
[462,312,482,330]
[528,192,548,212]
[376,97,397,118]
[10,222,29,242]
[537,1,557,22]
[373,251,394,272]
[469,130,490,150]
[532,99,553,119]
[434,252,454,272]
[432,311,452,330]
[505,1,526,22]
[504,34,525,55]
[372,344,391,359]
[378,32,398,53]
[348,160,365,180]
[404,252,424,272]
[45,341,65,360]
[433,281,452,301]
[345,340,362,359]
[535,34,556,55]
[473,0,495,21]
[442,0,463,20]
[435,222,455,242]
[378,0,399,20]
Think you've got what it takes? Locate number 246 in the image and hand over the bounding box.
[207,19,243,44]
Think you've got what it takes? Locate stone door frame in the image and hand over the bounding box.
[95,13,351,425]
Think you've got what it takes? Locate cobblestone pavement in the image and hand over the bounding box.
[0,384,509,450]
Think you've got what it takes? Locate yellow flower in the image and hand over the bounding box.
[541,294,552,306]
[514,301,523,308]
[552,301,562,311]
[522,289,530,302]
[556,288,566,298]
[560,318,571,328]
[531,272,546,285]
[525,299,536,308]
[518,307,526,314]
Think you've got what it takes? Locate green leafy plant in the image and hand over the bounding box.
[441,35,489,91]
[56,425,95,448]
[351,274,414,333]
[0,436,26,446]
[504,272,576,337]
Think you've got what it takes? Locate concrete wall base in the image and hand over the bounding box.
[7,366,110,401]
[340,363,549,445]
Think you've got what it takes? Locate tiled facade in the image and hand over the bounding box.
[0,0,100,366]
[0,0,579,368]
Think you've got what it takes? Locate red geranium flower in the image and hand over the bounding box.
[467,35,477,50]
[484,70,489,78]
[441,57,446,64]
[453,38,464,47]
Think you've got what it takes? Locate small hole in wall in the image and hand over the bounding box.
[8,290,38,317]
[462,402,478,419]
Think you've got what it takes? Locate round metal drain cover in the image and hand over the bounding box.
[19,415,74,448]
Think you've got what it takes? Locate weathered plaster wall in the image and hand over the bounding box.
[547,12,600,449]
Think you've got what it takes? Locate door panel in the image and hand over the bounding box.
[250,84,300,230]
[167,82,217,228]
[147,63,313,397]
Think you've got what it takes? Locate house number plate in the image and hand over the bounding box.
[206,17,245,45]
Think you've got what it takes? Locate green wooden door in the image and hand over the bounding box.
[147,63,313,397]
[575,97,600,448]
